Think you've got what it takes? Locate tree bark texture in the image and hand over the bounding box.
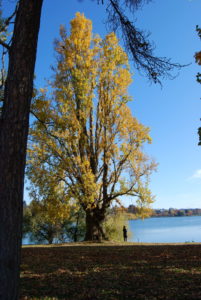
[0,0,43,299]
[85,209,107,241]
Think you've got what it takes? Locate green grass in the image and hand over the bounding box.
[20,242,201,299]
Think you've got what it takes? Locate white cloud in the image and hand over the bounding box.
[188,169,201,180]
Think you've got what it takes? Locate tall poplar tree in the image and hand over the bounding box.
[27,13,156,241]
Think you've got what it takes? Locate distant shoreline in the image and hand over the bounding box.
[127,206,201,219]
[128,214,201,220]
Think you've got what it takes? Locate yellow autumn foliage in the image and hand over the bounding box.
[27,13,156,227]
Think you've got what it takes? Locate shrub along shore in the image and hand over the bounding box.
[20,242,201,299]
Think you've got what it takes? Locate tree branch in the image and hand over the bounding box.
[0,39,10,50]
[106,0,187,84]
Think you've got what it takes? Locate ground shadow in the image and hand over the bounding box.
[20,244,201,299]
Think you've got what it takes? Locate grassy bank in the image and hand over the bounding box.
[20,242,201,299]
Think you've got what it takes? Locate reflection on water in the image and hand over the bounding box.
[129,216,201,243]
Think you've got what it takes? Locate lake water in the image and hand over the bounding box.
[128,215,201,243]
[23,215,201,244]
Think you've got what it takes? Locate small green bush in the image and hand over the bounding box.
[103,211,132,242]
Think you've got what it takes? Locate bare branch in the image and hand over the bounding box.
[0,2,19,33]
[106,0,186,84]
[0,39,9,50]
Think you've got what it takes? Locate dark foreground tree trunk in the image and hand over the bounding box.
[0,1,43,299]
[85,209,107,241]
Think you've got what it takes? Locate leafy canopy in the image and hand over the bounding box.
[27,13,156,219]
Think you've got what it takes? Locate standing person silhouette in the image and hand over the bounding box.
[123,226,127,242]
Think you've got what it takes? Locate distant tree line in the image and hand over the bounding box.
[127,205,201,218]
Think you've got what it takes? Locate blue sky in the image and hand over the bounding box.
[3,0,201,209]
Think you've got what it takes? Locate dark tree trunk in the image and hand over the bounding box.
[85,209,107,241]
[0,1,43,299]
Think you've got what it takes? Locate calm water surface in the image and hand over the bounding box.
[23,215,201,244]
[129,216,201,243]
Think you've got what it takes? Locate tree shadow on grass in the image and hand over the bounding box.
[20,245,201,300]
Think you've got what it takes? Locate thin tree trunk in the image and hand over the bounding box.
[0,1,43,299]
